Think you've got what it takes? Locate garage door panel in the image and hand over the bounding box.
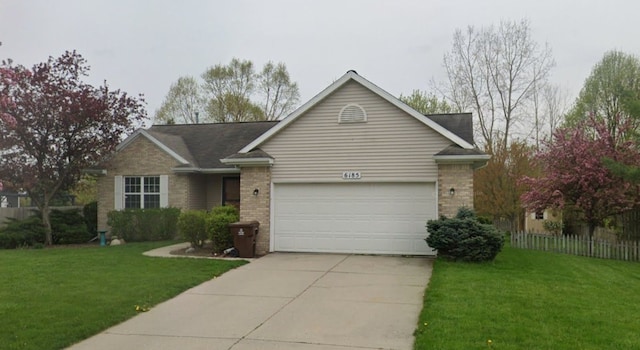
[273,183,436,255]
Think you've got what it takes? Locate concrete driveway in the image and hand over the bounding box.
[68,253,433,350]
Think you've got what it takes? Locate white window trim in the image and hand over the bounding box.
[114,175,168,209]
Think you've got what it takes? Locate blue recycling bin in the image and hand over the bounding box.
[99,230,107,247]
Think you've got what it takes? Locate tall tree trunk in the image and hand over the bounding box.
[42,203,53,246]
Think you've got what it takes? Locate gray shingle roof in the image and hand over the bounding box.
[138,114,483,170]
[434,145,487,156]
[146,121,278,169]
[425,113,475,145]
[224,149,273,159]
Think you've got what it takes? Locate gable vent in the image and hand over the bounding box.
[339,104,367,123]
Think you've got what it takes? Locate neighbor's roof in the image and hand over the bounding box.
[239,70,477,154]
[425,113,475,145]
[117,121,278,171]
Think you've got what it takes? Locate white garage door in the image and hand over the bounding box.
[273,183,436,255]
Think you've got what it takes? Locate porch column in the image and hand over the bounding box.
[239,166,271,255]
[438,163,474,218]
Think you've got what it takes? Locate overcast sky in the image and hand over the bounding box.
[2,0,640,124]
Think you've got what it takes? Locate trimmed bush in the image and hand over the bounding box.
[107,208,181,242]
[0,208,92,248]
[426,207,504,262]
[0,216,46,249]
[206,205,239,252]
[50,208,92,244]
[178,210,208,247]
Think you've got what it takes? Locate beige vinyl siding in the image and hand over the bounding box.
[261,81,452,182]
[205,174,223,209]
[187,174,207,210]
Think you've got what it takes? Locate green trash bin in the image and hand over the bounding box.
[229,221,259,258]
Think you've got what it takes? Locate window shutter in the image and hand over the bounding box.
[160,175,169,207]
[114,176,123,210]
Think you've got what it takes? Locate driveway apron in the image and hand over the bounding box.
[68,253,433,350]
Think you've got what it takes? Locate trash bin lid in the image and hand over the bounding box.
[228,221,260,227]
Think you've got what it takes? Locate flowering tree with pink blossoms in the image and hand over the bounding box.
[0,51,146,245]
[520,117,640,239]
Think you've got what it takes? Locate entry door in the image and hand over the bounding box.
[222,177,240,209]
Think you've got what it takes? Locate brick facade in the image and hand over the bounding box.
[97,137,190,233]
[239,166,271,255]
[437,163,474,218]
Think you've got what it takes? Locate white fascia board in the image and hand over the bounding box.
[433,154,491,162]
[434,154,491,169]
[115,129,143,151]
[220,158,274,166]
[239,71,475,153]
[116,129,190,165]
[172,167,241,174]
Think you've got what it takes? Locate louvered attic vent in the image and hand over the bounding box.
[339,104,367,123]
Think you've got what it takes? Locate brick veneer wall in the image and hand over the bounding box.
[438,163,474,218]
[96,137,189,233]
[239,166,271,255]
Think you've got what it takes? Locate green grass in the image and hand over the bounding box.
[0,242,246,350]
[415,245,640,349]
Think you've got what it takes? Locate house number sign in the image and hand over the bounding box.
[342,171,362,180]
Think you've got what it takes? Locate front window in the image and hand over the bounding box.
[125,176,160,209]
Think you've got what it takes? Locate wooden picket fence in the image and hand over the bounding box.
[511,231,640,262]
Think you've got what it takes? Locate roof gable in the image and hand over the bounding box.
[116,121,278,170]
[117,130,191,165]
[239,71,475,153]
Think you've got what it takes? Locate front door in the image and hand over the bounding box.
[222,177,240,209]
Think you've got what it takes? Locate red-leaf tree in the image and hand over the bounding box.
[0,51,146,245]
[520,117,640,238]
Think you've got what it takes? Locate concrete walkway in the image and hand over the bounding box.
[68,247,433,350]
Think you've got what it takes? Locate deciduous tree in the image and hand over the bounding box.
[528,82,569,151]
[259,61,300,120]
[399,90,453,114]
[565,51,640,142]
[154,76,207,124]
[439,19,554,153]
[0,51,146,245]
[202,58,258,122]
[474,139,535,232]
[198,58,300,123]
[520,117,640,238]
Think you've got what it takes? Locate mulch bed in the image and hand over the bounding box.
[169,242,239,258]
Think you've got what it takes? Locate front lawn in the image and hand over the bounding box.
[415,245,640,349]
[0,242,246,350]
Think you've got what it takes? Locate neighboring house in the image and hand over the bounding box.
[524,209,563,234]
[95,71,489,256]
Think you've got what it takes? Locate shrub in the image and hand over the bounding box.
[107,208,181,242]
[206,205,239,252]
[426,207,504,262]
[50,208,92,244]
[542,220,563,236]
[83,201,98,237]
[0,216,46,249]
[0,208,92,248]
[178,210,208,247]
